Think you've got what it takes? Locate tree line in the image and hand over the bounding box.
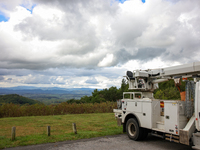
[67,78,186,104]
[67,78,129,104]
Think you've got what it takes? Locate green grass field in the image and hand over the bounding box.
[0,113,122,149]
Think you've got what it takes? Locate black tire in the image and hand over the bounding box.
[140,128,149,140]
[123,123,126,133]
[126,118,142,141]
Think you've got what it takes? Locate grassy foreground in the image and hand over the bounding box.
[0,113,122,149]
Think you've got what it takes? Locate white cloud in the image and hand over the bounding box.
[98,54,114,67]
[0,0,200,88]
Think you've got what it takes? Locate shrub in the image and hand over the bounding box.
[0,102,117,118]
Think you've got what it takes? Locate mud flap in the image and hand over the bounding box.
[117,118,122,126]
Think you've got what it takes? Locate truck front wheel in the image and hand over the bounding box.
[126,118,141,141]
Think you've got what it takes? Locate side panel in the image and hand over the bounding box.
[152,100,160,128]
[195,82,200,131]
[126,101,142,113]
[179,102,188,129]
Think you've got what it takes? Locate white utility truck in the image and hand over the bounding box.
[114,62,200,149]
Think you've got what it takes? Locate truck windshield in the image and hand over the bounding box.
[124,93,134,99]
[123,93,142,99]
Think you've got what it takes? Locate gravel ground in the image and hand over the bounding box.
[4,134,193,150]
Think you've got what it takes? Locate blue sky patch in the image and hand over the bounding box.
[118,0,126,3]
[21,4,36,14]
[118,0,145,3]
[0,13,9,22]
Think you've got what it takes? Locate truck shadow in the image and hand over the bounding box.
[137,134,193,150]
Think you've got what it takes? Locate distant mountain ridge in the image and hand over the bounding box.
[0,86,96,95]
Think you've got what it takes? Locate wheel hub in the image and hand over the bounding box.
[128,122,136,136]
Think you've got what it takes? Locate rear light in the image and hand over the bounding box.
[160,101,164,108]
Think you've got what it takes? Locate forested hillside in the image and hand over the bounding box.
[0,78,187,106]
[0,87,94,105]
[0,94,43,105]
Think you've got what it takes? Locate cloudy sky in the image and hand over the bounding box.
[0,0,199,89]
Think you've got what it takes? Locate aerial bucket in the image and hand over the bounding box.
[180,91,186,101]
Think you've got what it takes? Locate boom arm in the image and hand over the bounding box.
[126,62,200,91]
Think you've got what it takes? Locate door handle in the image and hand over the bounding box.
[166,115,170,119]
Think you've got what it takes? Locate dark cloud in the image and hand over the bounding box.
[0,76,4,80]
[32,0,118,15]
[0,69,37,76]
[135,48,166,61]
[23,75,53,84]
[113,48,166,64]
[1,67,124,80]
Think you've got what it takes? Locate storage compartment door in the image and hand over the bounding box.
[141,102,152,128]
[164,102,179,135]
[126,101,142,113]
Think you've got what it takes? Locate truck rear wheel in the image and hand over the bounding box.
[126,118,142,141]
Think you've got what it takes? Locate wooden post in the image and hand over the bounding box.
[72,123,77,134]
[11,127,16,141]
[47,126,51,136]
